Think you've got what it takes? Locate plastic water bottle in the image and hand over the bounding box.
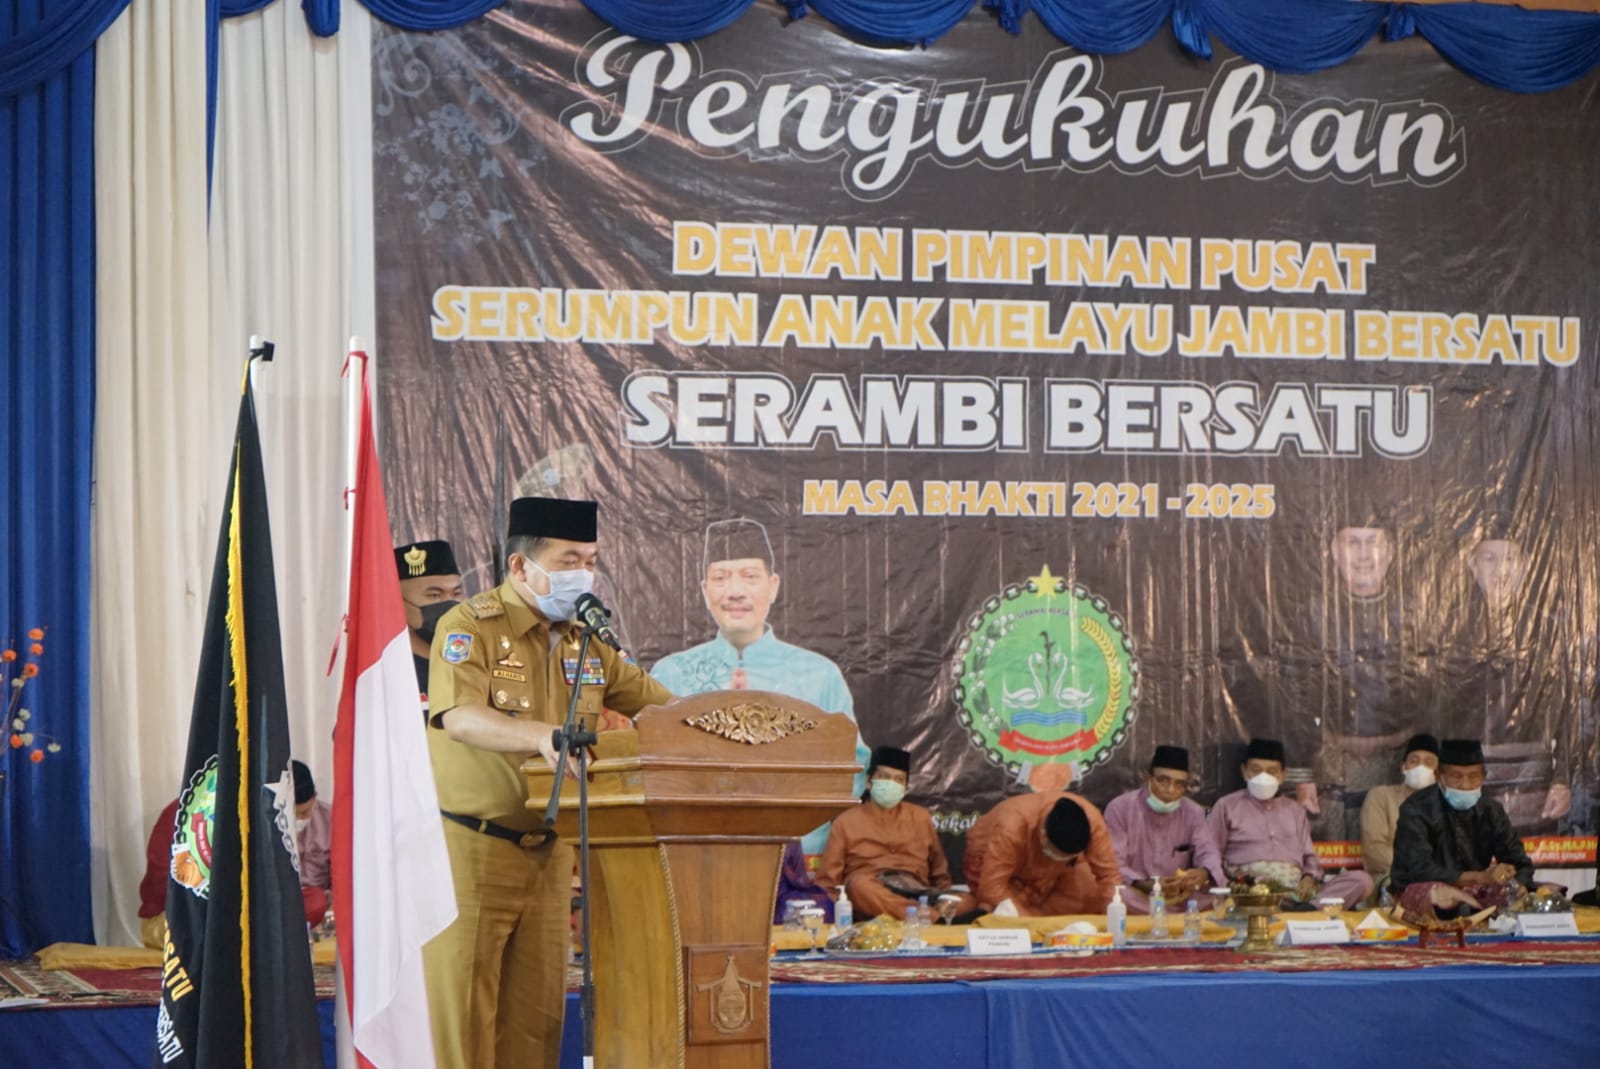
[1149,877,1167,940]
[834,886,853,931]
[903,905,923,950]
[1107,885,1128,947]
[1184,898,1202,942]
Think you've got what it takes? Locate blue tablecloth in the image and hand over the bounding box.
[4,963,1596,1068]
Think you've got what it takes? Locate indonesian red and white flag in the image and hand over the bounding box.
[331,359,456,1067]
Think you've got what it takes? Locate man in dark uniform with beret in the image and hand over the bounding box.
[395,539,465,718]
[421,498,672,1069]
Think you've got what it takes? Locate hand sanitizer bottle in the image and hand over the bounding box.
[1150,877,1167,940]
[1107,885,1128,947]
[834,886,853,932]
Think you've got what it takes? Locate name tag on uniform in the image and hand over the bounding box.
[562,657,605,686]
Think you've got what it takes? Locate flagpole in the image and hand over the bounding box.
[335,337,365,1069]
[343,338,366,608]
[544,631,600,1069]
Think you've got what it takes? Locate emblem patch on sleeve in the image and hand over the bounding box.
[443,632,473,663]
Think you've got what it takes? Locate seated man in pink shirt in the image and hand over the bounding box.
[1207,738,1372,909]
[1103,745,1224,914]
[292,760,333,927]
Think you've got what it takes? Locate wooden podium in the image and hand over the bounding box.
[523,691,860,1069]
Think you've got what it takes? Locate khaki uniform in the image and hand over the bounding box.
[422,581,672,1069]
[1359,782,1415,888]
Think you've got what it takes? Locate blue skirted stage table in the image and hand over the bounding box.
[4,929,1599,1067]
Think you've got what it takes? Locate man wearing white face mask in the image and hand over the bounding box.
[1359,733,1440,891]
[816,746,958,921]
[422,497,673,1069]
[1207,739,1373,909]
[1103,745,1225,914]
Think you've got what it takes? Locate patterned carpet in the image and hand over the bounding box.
[6,939,1597,1006]
[0,959,338,1009]
[767,938,1600,984]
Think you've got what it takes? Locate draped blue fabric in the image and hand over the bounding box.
[1009,0,1172,55]
[305,0,340,36]
[1202,0,1387,73]
[361,0,507,31]
[1401,2,1600,93]
[789,0,976,47]
[579,0,754,42]
[0,3,96,957]
[0,0,128,98]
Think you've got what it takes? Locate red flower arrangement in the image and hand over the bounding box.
[3,626,59,764]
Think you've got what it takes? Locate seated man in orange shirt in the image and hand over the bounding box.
[964,791,1119,917]
[817,746,954,920]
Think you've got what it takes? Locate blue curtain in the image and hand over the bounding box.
[0,1,97,957]
[579,0,754,42]
[1202,0,1388,73]
[361,0,506,32]
[992,0,1170,52]
[1397,2,1600,93]
[789,0,976,47]
[0,0,128,98]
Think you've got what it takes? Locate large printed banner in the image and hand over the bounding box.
[372,4,1600,867]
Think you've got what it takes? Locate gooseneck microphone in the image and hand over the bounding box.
[573,592,623,651]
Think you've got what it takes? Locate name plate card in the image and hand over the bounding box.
[966,929,1033,956]
[1280,920,1351,946]
[1514,913,1580,938]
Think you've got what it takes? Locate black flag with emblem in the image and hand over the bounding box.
[154,370,321,1068]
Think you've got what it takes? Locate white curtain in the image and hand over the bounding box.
[91,1,375,945]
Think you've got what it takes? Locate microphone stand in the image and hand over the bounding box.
[543,624,600,1068]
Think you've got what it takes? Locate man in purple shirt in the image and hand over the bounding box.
[1207,739,1373,909]
[292,760,333,926]
[1104,745,1225,914]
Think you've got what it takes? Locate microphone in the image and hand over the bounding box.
[574,593,623,651]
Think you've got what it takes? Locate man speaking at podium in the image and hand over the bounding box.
[422,496,673,1069]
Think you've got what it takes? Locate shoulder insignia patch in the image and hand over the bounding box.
[465,591,505,619]
[443,632,473,663]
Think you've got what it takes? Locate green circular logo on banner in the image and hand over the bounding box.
[953,566,1139,775]
[171,757,220,900]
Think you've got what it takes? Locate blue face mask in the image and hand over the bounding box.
[1443,786,1482,811]
[521,561,594,622]
[1146,792,1181,814]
